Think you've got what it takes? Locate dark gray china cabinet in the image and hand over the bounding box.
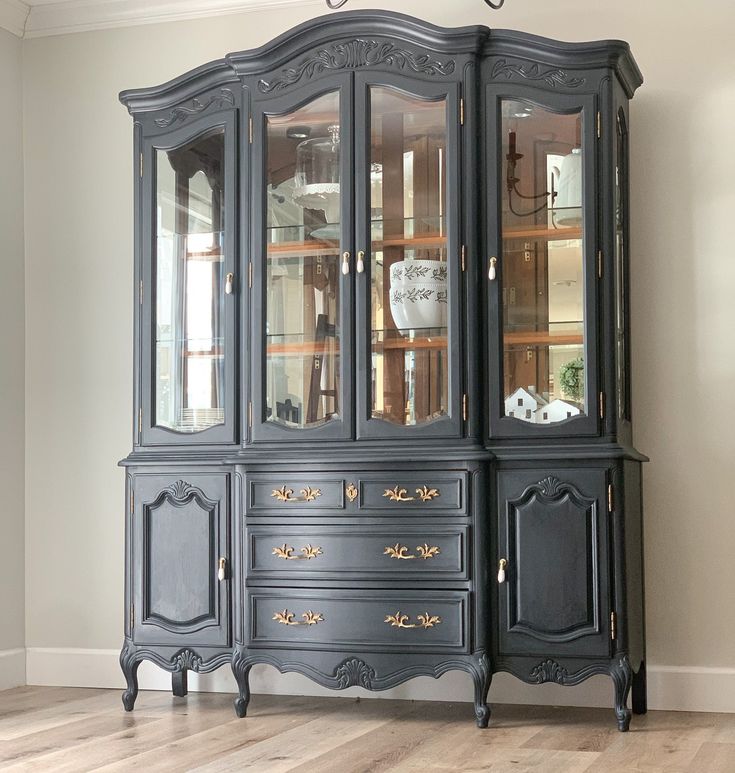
[118,10,646,731]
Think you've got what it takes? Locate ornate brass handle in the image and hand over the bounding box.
[271,485,322,503]
[385,611,442,629]
[273,544,323,561]
[273,609,324,626]
[384,544,441,561]
[498,558,508,584]
[383,485,440,503]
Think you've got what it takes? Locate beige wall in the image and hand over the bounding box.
[0,27,25,658]
[20,0,735,704]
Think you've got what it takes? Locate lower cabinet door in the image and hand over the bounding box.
[131,473,230,648]
[497,468,611,658]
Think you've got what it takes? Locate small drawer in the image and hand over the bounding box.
[248,475,345,511]
[248,589,468,652]
[247,525,468,580]
[358,473,465,513]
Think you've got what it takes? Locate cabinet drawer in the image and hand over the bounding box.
[358,473,465,513]
[248,476,345,511]
[248,590,467,652]
[247,525,468,580]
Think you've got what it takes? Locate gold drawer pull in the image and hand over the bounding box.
[385,611,442,630]
[271,485,322,503]
[384,543,441,561]
[273,544,323,561]
[273,609,324,627]
[383,485,440,503]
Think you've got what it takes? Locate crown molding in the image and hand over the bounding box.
[15,0,323,39]
[0,0,30,37]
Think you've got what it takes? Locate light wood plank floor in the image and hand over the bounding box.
[1,686,734,772]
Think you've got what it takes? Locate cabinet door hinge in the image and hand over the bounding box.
[608,483,614,513]
[610,611,617,641]
[597,111,602,139]
[248,261,252,289]
[599,392,606,420]
[249,116,253,144]
[139,153,143,178]
[138,408,143,436]
[248,401,253,428]
[461,245,466,272]
[598,250,603,279]
[462,393,468,422]
[460,98,465,126]
[130,604,134,630]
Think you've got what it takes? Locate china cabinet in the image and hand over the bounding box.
[119,10,645,731]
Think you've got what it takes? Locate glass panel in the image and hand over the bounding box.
[370,87,448,426]
[155,130,225,433]
[500,100,586,425]
[616,109,631,421]
[265,92,341,429]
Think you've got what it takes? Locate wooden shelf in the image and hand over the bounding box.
[504,331,583,347]
[266,333,447,356]
[266,233,447,257]
[503,225,582,241]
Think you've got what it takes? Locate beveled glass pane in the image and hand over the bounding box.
[155,130,225,433]
[265,92,341,429]
[370,87,448,426]
[500,100,586,425]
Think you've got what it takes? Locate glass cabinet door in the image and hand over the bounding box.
[487,90,599,437]
[356,76,462,439]
[251,80,353,441]
[142,113,236,445]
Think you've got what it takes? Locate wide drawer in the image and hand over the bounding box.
[248,589,468,652]
[247,471,467,515]
[247,525,468,580]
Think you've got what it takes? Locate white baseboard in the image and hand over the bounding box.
[22,648,735,713]
[0,648,26,691]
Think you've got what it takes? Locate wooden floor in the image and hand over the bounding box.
[1,687,735,772]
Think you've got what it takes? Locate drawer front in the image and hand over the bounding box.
[358,473,465,513]
[249,476,345,511]
[249,590,467,652]
[247,471,466,515]
[247,525,468,579]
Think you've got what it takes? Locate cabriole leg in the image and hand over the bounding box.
[632,660,647,715]
[120,640,140,712]
[472,654,492,729]
[232,652,252,719]
[172,669,188,698]
[611,656,633,732]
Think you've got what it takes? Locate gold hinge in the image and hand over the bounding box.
[598,250,603,279]
[460,98,465,126]
[249,116,253,144]
[461,245,466,272]
[610,611,617,641]
[248,401,253,428]
[139,153,143,178]
[597,111,602,139]
[463,393,468,422]
[130,604,134,630]
[139,280,143,305]
[138,408,143,435]
[608,483,614,513]
[599,392,606,420]
[248,261,252,289]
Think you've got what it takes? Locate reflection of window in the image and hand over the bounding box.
[525,409,532,419]
[518,398,523,406]
[543,412,548,420]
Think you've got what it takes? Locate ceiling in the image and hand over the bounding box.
[0,0,322,39]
